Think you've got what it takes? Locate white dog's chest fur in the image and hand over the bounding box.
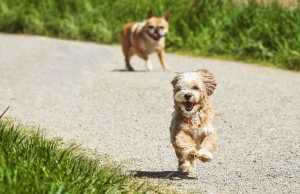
[181,123,214,137]
[179,113,214,137]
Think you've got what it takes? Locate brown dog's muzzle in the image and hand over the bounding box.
[147,28,166,41]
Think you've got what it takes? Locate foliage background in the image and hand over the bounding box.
[0,0,299,70]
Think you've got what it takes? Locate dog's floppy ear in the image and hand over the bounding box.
[147,9,154,19]
[171,73,181,87]
[196,69,217,96]
[162,11,170,22]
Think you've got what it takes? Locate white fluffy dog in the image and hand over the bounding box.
[169,69,219,174]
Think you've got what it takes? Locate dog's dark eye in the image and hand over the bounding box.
[158,26,164,29]
[192,86,199,90]
[148,25,155,29]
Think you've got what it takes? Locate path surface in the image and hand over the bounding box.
[1,34,300,194]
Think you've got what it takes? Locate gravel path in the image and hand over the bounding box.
[1,34,300,194]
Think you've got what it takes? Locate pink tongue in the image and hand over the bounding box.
[184,102,193,109]
[153,33,159,38]
[186,103,192,108]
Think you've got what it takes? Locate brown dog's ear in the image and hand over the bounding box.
[147,9,154,19]
[162,11,170,22]
[196,69,217,96]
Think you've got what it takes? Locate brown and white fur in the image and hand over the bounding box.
[170,69,218,174]
[120,10,171,71]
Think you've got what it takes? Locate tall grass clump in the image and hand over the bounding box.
[0,0,299,70]
[0,117,156,193]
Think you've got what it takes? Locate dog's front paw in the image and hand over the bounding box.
[179,162,194,174]
[198,149,213,163]
[202,125,214,135]
[163,66,172,72]
[187,149,199,160]
[183,149,199,161]
[145,59,153,71]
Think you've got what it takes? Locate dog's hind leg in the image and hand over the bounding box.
[173,130,198,174]
[120,30,135,71]
[125,47,135,71]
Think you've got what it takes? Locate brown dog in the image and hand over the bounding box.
[170,69,219,174]
[120,10,171,71]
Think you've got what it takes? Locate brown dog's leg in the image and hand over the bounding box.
[172,130,198,173]
[136,51,152,71]
[157,50,171,71]
[120,30,134,71]
[199,131,218,162]
[125,48,135,71]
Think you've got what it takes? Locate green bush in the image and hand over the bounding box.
[0,0,299,70]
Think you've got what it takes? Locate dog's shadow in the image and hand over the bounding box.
[112,69,147,72]
[133,171,198,180]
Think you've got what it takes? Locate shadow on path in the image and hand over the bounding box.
[112,69,146,72]
[133,170,198,180]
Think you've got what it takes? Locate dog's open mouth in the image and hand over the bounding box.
[183,102,194,111]
[147,31,162,41]
[151,33,161,40]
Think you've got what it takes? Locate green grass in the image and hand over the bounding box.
[0,0,299,70]
[0,117,169,193]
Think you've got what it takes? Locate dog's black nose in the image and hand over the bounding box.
[184,94,192,100]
